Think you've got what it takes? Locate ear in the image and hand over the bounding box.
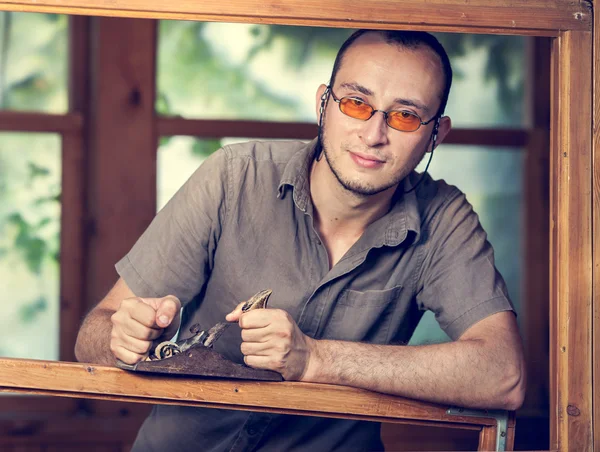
[430,116,452,151]
[315,84,329,125]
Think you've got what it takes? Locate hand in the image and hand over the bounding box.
[110,295,181,364]
[226,304,315,380]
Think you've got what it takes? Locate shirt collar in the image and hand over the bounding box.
[277,139,421,246]
[277,139,317,213]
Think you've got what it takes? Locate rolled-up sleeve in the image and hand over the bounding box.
[115,148,230,306]
[416,188,515,340]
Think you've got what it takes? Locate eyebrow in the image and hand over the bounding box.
[339,82,431,115]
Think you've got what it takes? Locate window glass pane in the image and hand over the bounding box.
[157,22,526,127]
[409,145,523,345]
[0,12,68,113]
[0,133,61,359]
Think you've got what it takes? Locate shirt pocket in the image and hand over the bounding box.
[322,285,403,344]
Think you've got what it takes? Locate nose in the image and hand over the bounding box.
[360,110,389,147]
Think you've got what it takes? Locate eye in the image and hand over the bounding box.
[347,97,366,106]
[400,111,416,119]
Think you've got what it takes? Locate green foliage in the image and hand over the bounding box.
[18,296,48,323]
[434,33,524,120]
[191,138,222,158]
[245,25,352,69]
[157,21,299,120]
[0,11,68,112]
[7,212,52,275]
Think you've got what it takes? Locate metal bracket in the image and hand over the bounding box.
[446,407,509,451]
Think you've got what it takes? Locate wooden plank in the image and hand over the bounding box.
[0,358,507,429]
[549,34,560,451]
[522,37,551,416]
[592,4,599,452]
[84,17,158,308]
[0,0,591,34]
[58,16,89,363]
[59,132,85,363]
[0,112,82,133]
[549,30,593,452]
[477,425,498,450]
[157,116,529,147]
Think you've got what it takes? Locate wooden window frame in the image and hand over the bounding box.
[0,1,594,451]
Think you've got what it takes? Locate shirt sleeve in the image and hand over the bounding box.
[416,187,515,340]
[115,148,230,305]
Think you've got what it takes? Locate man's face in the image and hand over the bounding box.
[318,35,447,197]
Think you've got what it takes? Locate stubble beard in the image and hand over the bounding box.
[318,127,427,197]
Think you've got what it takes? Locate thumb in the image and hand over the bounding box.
[225,301,246,322]
[154,295,181,329]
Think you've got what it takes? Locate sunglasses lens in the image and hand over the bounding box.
[387,111,421,132]
[339,98,373,120]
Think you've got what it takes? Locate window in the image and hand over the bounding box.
[0,12,70,360]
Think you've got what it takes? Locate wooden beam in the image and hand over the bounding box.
[84,17,158,308]
[0,358,515,434]
[549,30,593,452]
[522,37,551,416]
[0,111,82,133]
[158,117,529,148]
[593,0,600,450]
[0,0,591,35]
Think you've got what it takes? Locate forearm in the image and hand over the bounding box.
[304,338,524,410]
[74,308,116,366]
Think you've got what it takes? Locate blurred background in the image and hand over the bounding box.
[0,14,549,451]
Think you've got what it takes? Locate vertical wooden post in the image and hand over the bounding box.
[550,30,593,452]
[478,425,498,450]
[523,36,551,417]
[592,1,600,450]
[84,17,158,310]
[60,15,90,363]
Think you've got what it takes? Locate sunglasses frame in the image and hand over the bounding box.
[326,85,439,133]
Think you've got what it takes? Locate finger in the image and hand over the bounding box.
[240,326,271,343]
[225,301,247,322]
[113,333,154,355]
[111,344,147,365]
[240,340,272,356]
[119,298,158,328]
[155,296,181,328]
[111,310,162,341]
[244,354,276,371]
[238,310,275,329]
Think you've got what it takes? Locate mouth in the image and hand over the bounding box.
[348,151,385,169]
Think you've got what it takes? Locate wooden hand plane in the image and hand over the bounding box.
[116,289,283,381]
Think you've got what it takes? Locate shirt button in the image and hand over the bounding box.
[247,427,258,436]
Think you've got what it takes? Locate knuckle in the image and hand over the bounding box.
[139,341,152,354]
[110,311,122,325]
[277,329,291,340]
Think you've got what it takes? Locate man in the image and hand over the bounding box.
[75,29,526,451]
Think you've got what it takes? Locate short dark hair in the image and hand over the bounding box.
[329,30,453,117]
